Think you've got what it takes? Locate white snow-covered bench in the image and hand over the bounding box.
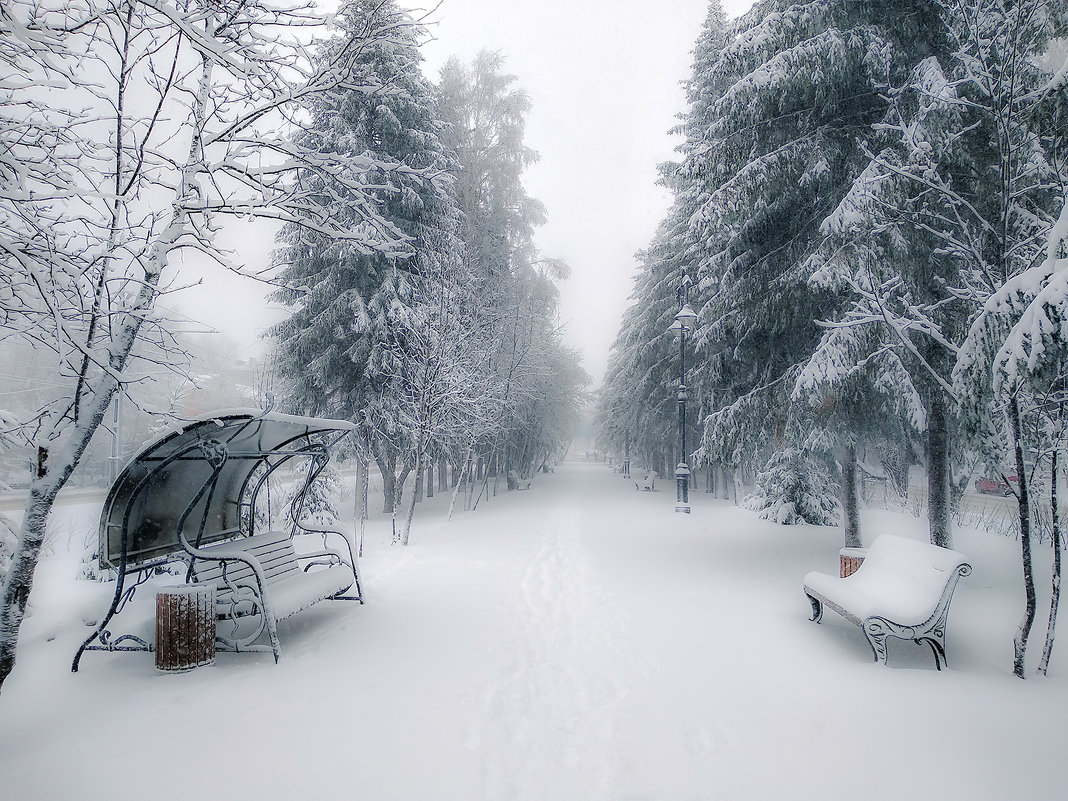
[190,529,360,662]
[803,535,971,669]
[636,473,656,491]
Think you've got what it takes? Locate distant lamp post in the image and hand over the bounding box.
[669,274,698,514]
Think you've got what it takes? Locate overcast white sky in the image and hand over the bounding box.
[174,0,755,385]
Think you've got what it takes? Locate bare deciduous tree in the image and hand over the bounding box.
[0,0,413,693]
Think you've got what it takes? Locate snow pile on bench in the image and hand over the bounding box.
[803,534,971,669]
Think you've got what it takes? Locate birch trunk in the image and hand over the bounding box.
[1009,394,1037,678]
[398,450,424,546]
[356,456,369,558]
[1039,448,1061,676]
[448,447,473,521]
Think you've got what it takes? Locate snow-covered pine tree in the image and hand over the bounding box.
[955,165,1068,678]
[270,0,465,515]
[437,51,545,313]
[288,462,344,530]
[598,210,706,484]
[795,321,926,544]
[667,0,931,516]
[811,0,1066,672]
[599,4,731,483]
[814,0,1065,553]
[745,447,841,526]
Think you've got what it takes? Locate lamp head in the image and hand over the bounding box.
[675,303,698,330]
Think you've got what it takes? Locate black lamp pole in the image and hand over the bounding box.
[671,269,698,514]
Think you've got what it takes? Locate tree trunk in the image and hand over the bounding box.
[1009,394,1037,679]
[374,449,396,514]
[356,456,369,558]
[425,463,434,499]
[878,442,909,500]
[1,384,125,691]
[724,467,738,505]
[0,485,56,691]
[473,455,493,511]
[840,444,862,549]
[448,446,473,521]
[927,393,952,549]
[1039,448,1061,676]
[438,458,448,492]
[464,450,477,511]
[398,450,424,546]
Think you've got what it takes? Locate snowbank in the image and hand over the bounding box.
[0,462,1063,800]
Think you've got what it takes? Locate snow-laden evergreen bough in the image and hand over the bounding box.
[0,0,421,693]
[955,198,1068,678]
[797,0,1066,553]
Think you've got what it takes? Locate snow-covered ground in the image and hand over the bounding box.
[0,461,1064,800]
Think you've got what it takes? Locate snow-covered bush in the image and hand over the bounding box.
[290,464,343,529]
[746,449,840,526]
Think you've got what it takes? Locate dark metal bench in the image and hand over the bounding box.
[803,534,971,669]
[73,410,362,670]
[190,528,358,658]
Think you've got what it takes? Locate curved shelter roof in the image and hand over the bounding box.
[99,410,355,571]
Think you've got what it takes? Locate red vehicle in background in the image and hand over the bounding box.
[975,475,1018,495]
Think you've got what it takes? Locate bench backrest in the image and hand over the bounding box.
[191,531,300,589]
[858,535,968,597]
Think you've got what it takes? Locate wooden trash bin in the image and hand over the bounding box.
[155,585,216,672]
[839,547,868,578]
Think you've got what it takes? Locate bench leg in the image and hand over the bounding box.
[806,593,823,623]
[864,618,950,669]
[917,637,948,671]
[863,618,892,665]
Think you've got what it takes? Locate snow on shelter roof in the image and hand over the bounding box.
[99,410,354,571]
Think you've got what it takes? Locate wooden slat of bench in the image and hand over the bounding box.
[193,535,300,587]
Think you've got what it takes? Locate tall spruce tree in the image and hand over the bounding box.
[603,0,964,523]
[270,0,464,513]
[686,0,946,522]
[599,3,731,484]
[811,0,1064,553]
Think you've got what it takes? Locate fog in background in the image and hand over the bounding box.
[171,0,756,387]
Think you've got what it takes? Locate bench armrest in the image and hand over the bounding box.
[295,525,358,567]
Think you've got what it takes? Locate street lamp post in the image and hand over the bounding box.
[669,270,698,514]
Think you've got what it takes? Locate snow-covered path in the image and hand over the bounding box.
[1,462,1066,799]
